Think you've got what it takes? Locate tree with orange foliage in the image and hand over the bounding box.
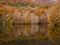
[47,1,60,45]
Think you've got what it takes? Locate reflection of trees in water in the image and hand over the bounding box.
[13,24,48,38]
[0,23,48,41]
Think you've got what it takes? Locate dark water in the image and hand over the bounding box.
[0,23,54,45]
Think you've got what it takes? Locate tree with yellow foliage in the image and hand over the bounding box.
[48,2,60,45]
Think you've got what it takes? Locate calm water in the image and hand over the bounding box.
[0,23,54,45]
[0,23,48,38]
